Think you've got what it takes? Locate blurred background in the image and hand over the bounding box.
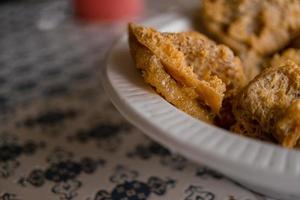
[0,0,197,113]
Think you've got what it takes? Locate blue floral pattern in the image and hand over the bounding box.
[0,193,20,200]
[184,186,215,200]
[128,142,187,170]
[68,123,130,152]
[22,109,77,128]
[19,148,105,200]
[0,133,44,178]
[196,167,224,180]
[90,165,175,200]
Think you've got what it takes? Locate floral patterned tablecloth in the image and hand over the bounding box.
[0,0,276,200]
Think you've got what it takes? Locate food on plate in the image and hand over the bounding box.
[127,0,300,148]
[128,26,213,122]
[270,48,300,67]
[128,23,246,115]
[201,0,300,80]
[237,50,262,81]
[276,99,300,148]
[233,61,300,147]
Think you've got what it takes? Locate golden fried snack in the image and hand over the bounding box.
[201,0,300,79]
[163,32,246,97]
[128,25,213,123]
[275,99,300,148]
[238,50,264,80]
[233,61,300,144]
[271,48,300,67]
[163,32,246,128]
[129,23,246,114]
[129,23,225,113]
[230,121,275,142]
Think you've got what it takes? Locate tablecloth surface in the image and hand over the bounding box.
[0,0,276,199]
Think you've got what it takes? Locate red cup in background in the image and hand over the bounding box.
[74,0,144,22]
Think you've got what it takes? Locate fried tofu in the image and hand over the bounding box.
[233,61,300,145]
[128,28,213,122]
[230,120,275,142]
[276,99,300,148]
[129,23,225,113]
[162,32,246,97]
[128,23,246,115]
[271,48,300,67]
[201,0,300,80]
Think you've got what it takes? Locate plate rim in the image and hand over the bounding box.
[102,13,300,196]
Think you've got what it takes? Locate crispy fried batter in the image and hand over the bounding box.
[233,61,300,145]
[163,32,246,96]
[129,23,225,113]
[275,99,300,148]
[129,23,246,114]
[271,48,300,67]
[238,50,263,80]
[230,121,275,142]
[201,0,300,80]
[201,0,300,54]
[162,32,246,128]
[128,25,213,123]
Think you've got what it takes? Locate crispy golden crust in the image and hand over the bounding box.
[202,0,300,54]
[230,121,275,142]
[129,23,225,113]
[165,31,247,127]
[233,61,300,144]
[162,32,246,128]
[271,48,300,67]
[128,25,213,123]
[238,50,264,81]
[201,0,300,80]
[129,23,246,114]
[163,32,246,96]
[275,99,300,148]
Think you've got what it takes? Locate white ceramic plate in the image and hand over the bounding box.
[102,13,300,200]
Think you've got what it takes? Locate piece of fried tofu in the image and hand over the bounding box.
[201,0,300,80]
[129,27,213,123]
[128,23,246,117]
[276,99,300,148]
[271,48,300,67]
[233,61,300,146]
